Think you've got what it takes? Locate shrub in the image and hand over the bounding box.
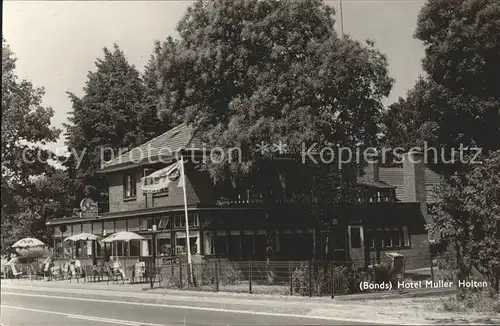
[440,289,500,314]
[292,263,354,296]
[219,262,243,285]
[197,263,216,286]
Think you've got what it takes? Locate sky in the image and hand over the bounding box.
[3,0,426,154]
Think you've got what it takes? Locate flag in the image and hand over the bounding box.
[141,160,184,193]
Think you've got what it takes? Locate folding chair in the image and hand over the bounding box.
[106,264,124,284]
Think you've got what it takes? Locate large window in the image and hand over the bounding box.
[130,240,141,257]
[114,241,129,257]
[123,173,137,198]
[156,233,171,256]
[204,231,214,255]
[94,241,103,257]
[175,231,200,255]
[215,231,227,256]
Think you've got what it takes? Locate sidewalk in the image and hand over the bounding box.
[2,279,499,325]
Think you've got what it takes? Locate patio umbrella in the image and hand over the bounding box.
[64,232,99,242]
[101,231,144,243]
[12,237,45,249]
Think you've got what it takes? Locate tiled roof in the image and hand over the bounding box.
[100,123,203,172]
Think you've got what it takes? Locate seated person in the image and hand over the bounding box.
[6,257,22,278]
[111,256,126,280]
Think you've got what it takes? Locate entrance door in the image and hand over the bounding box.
[331,226,347,261]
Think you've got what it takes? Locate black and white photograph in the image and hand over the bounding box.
[1,0,499,325]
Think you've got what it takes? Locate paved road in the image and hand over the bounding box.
[1,288,370,326]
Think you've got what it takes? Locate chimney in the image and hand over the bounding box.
[402,150,429,224]
[402,150,426,203]
[365,153,379,182]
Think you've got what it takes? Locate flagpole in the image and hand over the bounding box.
[180,153,193,284]
[340,0,344,36]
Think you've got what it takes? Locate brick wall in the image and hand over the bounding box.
[108,167,216,213]
[152,172,200,207]
[108,169,145,213]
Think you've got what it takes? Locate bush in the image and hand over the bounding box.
[197,263,216,286]
[292,263,354,296]
[219,262,244,285]
[440,289,500,314]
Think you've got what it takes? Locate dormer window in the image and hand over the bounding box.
[123,172,136,198]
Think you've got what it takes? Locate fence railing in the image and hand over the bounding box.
[5,253,458,297]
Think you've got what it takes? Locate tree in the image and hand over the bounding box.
[137,42,169,145]
[64,44,168,207]
[155,0,393,182]
[1,39,61,248]
[383,0,500,174]
[431,151,500,294]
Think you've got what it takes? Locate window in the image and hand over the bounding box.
[366,229,375,249]
[215,231,227,256]
[103,221,114,236]
[54,239,64,259]
[376,228,383,247]
[128,218,140,232]
[114,241,129,257]
[130,240,140,256]
[228,230,241,256]
[94,241,103,257]
[402,226,410,247]
[174,215,181,228]
[142,236,152,256]
[204,231,214,255]
[175,231,200,255]
[82,223,91,234]
[392,227,401,247]
[350,226,362,249]
[156,233,171,256]
[93,222,102,235]
[140,218,154,231]
[72,224,82,235]
[157,217,170,230]
[189,213,199,227]
[366,226,410,250]
[123,173,136,198]
[115,220,126,232]
[384,227,392,247]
